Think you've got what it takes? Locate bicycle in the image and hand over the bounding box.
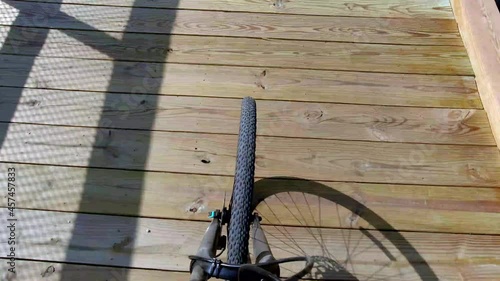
[189,97,313,281]
[188,97,439,281]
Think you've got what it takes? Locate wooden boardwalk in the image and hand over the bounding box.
[0,0,499,280]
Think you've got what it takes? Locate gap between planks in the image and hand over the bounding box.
[1,259,499,281]
[0,0,459,47]
[15,0,455,19]
[0,25,472,75]
[1,162,499,234]
[0,259,187,281]
[0,208,498,280]
[0,0,462,48]
[0,1,463,47]
[0,54,481,108]
[451,0,500,150]
[0,87,494,145]
[0,123,499,187]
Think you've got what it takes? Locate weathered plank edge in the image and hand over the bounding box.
[451,0,500,149]
[1,160,499,234]
[1,258,498,281]
[18,0,455,19]
[0,258,188,280]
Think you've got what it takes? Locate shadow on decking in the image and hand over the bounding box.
[64,0,180,279]
[0,0,179,279]
[0,1,438,280]
[253,177,439,281]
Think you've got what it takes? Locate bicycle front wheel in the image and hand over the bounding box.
[227,97,257,265]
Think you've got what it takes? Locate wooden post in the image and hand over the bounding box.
[451,0,500,149]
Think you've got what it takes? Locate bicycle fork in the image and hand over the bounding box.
[252,216,280,276]
[189,212,279,281]
[189,216,223,281]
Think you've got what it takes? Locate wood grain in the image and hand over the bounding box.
[0,87,494,145]
[1,123,499,186]
[0,260,185,281]
[0,25,473,75]
[0,55,481,108]
[2,259,499,281]
[20,0,455,19]
[1,163,499,234]
[1,209,498,280]
[1,1,461,46]
[0,0,497,276]
[451,0,500,149]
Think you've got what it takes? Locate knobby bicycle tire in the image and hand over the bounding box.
[227,97,257,265]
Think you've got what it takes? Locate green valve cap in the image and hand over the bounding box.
[208,211,216,218]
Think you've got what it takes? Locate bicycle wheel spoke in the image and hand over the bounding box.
[285,193,330,257]
[346,208,356,277]
[253,191,425,281]
[347,228,368,262]
[336,203,355,274]
[274,193,333,261]
[349,231,391,262]
[256,213,304,257]
[304,193,335,260]
[194,98,430,281]
[260,200,306,256]
[251,231,301,257]
[357,262,403,281]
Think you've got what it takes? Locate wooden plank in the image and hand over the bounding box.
[0,1,461,46]
[2,260,499,281]
[1,209,499,280]
[0,26,472,75]
[1,123,499,187]
[0,55,481,108]
[0,260,185,281]
[20,0,455,19]
[0,87,494,145]
[451,0,500,149]
[1,163,499,234]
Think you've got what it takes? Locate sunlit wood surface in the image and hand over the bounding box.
[0,0,499,280]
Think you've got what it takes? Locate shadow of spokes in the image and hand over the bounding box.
[251,177,438,281]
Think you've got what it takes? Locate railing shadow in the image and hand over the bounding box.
[252,177,439,281]
[0,0,62,148]
[60,0,179,279]
[0,0,179,279]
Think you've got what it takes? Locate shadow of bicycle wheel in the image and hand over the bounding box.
[251,177,438,281]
